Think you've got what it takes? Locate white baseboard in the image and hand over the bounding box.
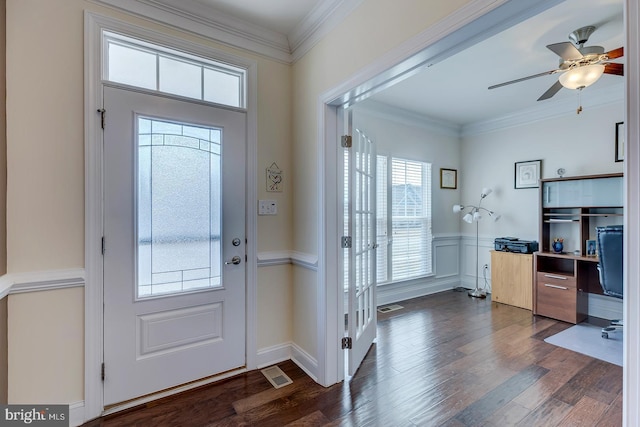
[377,277,460,307]
[291,343,318,382]
[256,341,318,382]
[256,342,292,368]
[69,401,85,427]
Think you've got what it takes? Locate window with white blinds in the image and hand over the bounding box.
[345,152,432,287]
[387,157,433,281]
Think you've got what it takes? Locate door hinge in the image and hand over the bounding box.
[341,236,352,249]
[97,108,106,129]
[101,237,105,255]
[341,135,352,148]
[101,363,105,381]
[342,337,352,349]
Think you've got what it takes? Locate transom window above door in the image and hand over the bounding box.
[103,31,246,108]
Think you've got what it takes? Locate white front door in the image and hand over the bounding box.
[345,110,377,376]
[103,86,246,406]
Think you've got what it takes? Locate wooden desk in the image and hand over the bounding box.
[491,250,533,310]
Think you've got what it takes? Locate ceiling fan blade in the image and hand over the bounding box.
[606,47,624,59]
[604,63,624,76]
[547,42,583,61]
[537,80,564,101]
[488,69,560,90]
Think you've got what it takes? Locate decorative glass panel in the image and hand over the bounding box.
[108,42,157,90]
[104,32,246,108]
[137,116,222,298]
[159,57,202,99]
[204,68,241,107]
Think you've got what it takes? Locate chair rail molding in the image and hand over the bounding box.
[0,269,85,299]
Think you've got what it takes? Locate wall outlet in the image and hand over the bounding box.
[258,199,277,215]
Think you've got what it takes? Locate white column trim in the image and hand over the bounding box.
[624,0,639,424]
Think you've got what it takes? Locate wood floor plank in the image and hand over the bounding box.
[558,395,608,427]
[84,291,622,427]
[516,397,574,427]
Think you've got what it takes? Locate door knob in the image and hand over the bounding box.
[225,256,242,265]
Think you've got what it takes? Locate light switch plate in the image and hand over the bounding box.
[258,200,277,215]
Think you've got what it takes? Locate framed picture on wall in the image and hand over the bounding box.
[514,159,542,189]
[440,168,457,189]
[615,121,624,162]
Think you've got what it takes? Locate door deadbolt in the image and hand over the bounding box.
[225,256,242,265]
[232,238,242,247]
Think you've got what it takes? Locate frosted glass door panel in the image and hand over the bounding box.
[137,117,222,298]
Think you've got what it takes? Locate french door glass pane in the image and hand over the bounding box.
[137,116,222,298]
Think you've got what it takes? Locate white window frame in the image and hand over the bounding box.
[377,155,433,285]
[84,12,258,421]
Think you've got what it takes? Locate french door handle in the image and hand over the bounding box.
[225,256,242,265]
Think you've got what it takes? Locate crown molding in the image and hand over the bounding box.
[93,0,292,62]
[461,82,625,136]
[355,99,461,137]
[92,0,357,64]
[289,0,364,63]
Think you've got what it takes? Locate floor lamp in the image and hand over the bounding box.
[453,188,500,298]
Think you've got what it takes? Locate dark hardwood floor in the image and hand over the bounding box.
[84,291,622,426]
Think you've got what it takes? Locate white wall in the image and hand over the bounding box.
[354,104,461,237]
[460,100,624,291]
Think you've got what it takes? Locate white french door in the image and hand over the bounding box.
[344,110,377,376]
[102,86,246,406]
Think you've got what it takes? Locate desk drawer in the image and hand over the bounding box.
[537,272,576,289]
[535,276,578,323]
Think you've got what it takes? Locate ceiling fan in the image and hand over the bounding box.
[489,25,624,101]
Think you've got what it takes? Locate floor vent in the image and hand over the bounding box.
[261,365,293,389]
[377,304,404,313]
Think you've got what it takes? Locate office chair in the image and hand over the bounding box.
[596,225,623,339]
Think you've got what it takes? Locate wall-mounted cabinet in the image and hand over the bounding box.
[534,173,623,323]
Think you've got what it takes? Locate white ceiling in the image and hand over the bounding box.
[191,0,321,35]
[364,0,624,127]
[159,0,624,127]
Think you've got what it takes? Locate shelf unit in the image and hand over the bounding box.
[533,173,623,323]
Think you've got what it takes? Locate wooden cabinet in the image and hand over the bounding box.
[491,251,533,310]
[534,173,623,323]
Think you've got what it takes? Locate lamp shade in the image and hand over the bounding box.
[453,204,464,213]
[481,188,492,197]
[558,64,605,90]
[463,213,474,223]
[473,211,482,221]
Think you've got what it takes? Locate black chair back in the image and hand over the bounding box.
[596,225,623,299]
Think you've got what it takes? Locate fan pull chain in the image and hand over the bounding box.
[577,89,583,114]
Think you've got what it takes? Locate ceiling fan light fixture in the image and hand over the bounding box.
[558,64,605,89]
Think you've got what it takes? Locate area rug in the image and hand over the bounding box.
[544,323,622,367]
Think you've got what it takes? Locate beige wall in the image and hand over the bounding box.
[289,0,473,364]
[0,297,7,404]
[8,288,84,403]
[1,0,7,405]
[5,0,293,404]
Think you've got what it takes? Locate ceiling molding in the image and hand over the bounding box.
[94,0,292,62]
[289,0,364,63]
[92,0,358,64]
[461,82,624,136]
[356,100,462,138]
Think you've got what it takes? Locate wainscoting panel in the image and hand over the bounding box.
[434,237,459,278]
[461,236,494,292]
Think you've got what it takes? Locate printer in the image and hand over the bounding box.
[494,237,539,254]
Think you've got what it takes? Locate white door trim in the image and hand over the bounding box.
[83,12,258,422]
[317,5,639,418]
